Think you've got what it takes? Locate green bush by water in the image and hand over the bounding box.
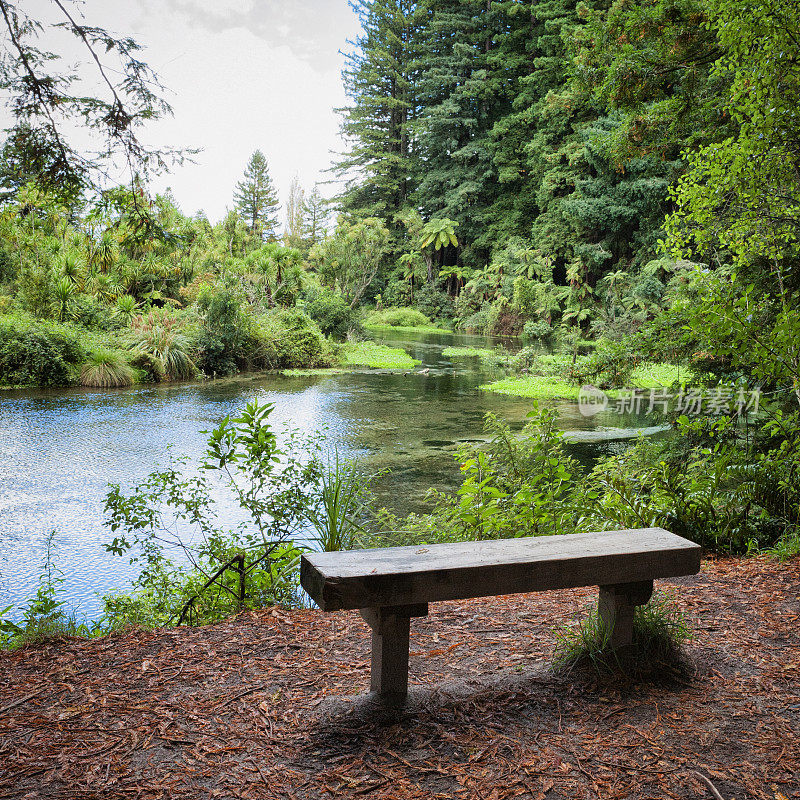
[0,315,85,387]
[364,306,435,329]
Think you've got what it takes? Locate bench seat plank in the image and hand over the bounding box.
[301,527,700,612]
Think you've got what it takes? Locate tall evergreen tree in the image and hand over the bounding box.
[333,0,421,225]
[302,184,331,248]
[412,1,525,269]
[233,150,280,240]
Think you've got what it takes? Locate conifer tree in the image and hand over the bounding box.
[284,175,305,249]
[333,0,421,224]
[412,1,524,268]
[233,150,280,240]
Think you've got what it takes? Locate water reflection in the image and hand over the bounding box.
[0,330,660,618]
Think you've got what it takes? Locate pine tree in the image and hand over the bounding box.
[333,0,421,225]
[233,150,280,240]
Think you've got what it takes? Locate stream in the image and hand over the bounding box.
[0,330,663,619]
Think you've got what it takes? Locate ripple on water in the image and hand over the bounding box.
[0,332,660,619]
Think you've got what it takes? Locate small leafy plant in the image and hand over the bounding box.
[103,401,324,627]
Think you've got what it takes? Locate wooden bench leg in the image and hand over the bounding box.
[598,580,653,648]
[360,604,428,701]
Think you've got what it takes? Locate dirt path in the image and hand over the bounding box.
[1,557,798,799]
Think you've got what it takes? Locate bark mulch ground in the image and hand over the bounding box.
[1,556,798,800]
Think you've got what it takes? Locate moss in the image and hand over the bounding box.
[364,323,447,334]
[481,375,582,399]
[442,346,502,360]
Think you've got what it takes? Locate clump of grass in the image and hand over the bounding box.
[130,308,195,380]
[80,348,134,388]
[553,592,693,675]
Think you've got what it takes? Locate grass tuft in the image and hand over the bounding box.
[553,592,693,675]
[80,349,134,388]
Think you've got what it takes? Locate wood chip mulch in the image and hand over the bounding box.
[1,556,798,800]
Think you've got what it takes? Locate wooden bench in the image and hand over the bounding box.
[300,527,700,701]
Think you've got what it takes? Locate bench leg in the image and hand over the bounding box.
[360,604,428,701]
[598,580,653,648]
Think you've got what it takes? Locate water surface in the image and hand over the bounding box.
[0,331,656,618]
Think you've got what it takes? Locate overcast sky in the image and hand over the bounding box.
[2,0,361,224]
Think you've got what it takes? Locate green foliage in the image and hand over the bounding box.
[256,309,334,369]
[80,348,134,388]
[103,401,322,626]
[305,452,378,553]
[0,315,85,386]
[1,532,96,650]
[434,407,590,541]
[304,289,360,338]
[309,217,391,308]
[522,320,555,342]
[666,0,800,270]
[340,341,419,370]
[569,339,637,389]
[196,287,249,376]
[130,308,195,381]
[588,412,800,553]
[553,593,693,675]
[364,307,433,329]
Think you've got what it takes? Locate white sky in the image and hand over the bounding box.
[1,0,361,224]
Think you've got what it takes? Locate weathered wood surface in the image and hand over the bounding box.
[359,605,428,699]
[599,580,654,648]
[301,528,700,612]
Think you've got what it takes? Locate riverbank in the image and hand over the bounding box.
[0,310,421,389]
[1,555,797,799]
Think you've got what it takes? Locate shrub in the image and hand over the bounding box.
[80,349,135,388]
[130,308,195,381]
[69,294,118,330]
[458,302,501,335]
[0,317,85,386]
[196,287,249,376]
[365,306,433,328]
[568,339,636,388]
[305,290,360,338]
[114,294,138,325]
[522,319,555,342]
[413,284,453,322]
[256,309,334,369]
[103,402,322,628]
